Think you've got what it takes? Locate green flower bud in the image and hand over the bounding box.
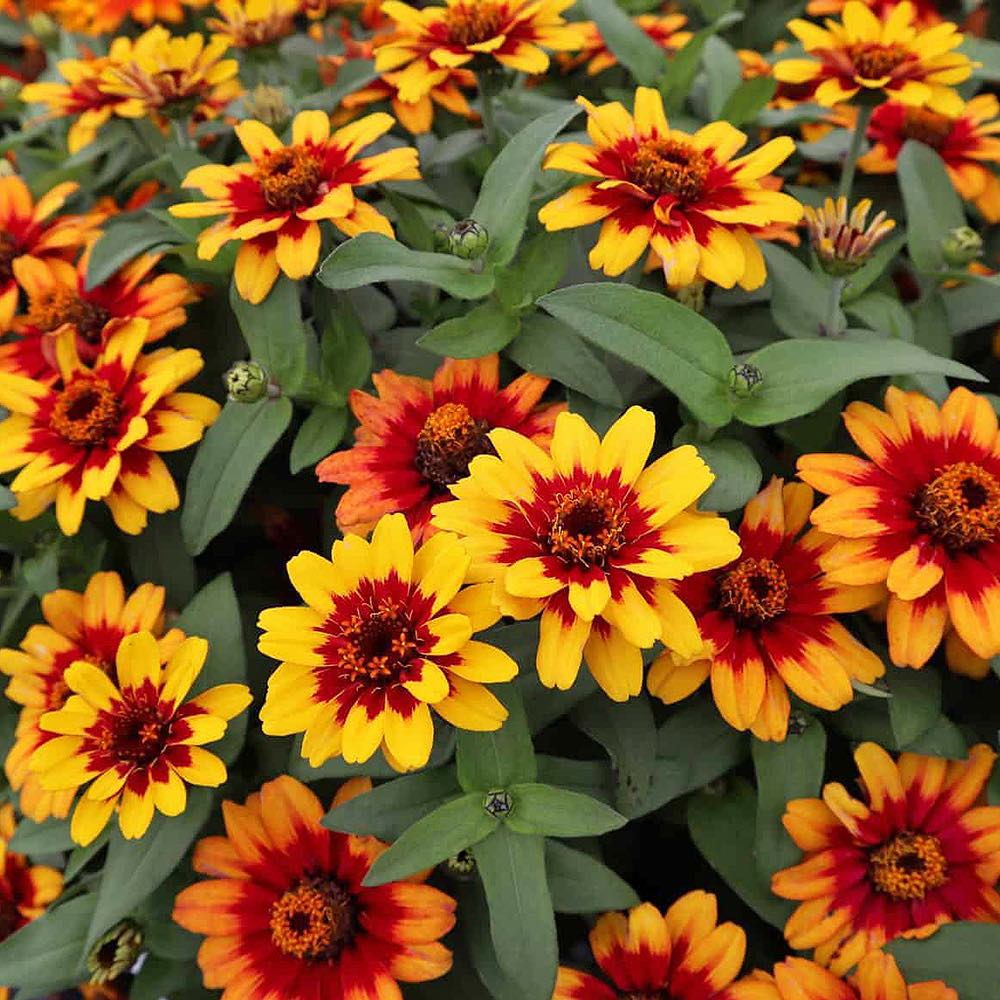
[674,278,706,313]
[432,222,452,253]
[224,361,270,403]
[941,226,983,267]
[449,219,490,260]
[441,849,477,880]
[727,363,763,398]
[483,788,512,818]
[87,919,144,984]
[243,84,291,131]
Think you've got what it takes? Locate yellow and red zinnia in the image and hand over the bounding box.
[798,386,1000,677]
[431,406,741,700]
[173,775,456,999]
[538,87,801,288]
[29,630,252,845]
[647,478,885,742]
[772,742,1000,974]
[170,109,420,303]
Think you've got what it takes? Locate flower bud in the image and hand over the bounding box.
[441,849,477,880]
[224,360,270,403]
[941,226,983,268]
[483,788,512,817]
[432,222,452,253]
[674,277,706,313]
[243,84,291,131]
[449,219,490,260]
[87,920,144,984]
[804,196,895,276]
[727,363,763,398]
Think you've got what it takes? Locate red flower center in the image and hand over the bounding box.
[414,402,493,489]
[27,284,110,341]
[718,557,789,627]
[269,876,355,961]
[630,138,710,201]
[446,1,508,46]
[546,486,629,569]
[869,831,948,900]
[0,232,18,285]
[335,598,420,682]
[49,376,121,447]
[914,461,1000,551]
[901,106,954,149]
[256,146,324,212]
[849,42,910,80]
[95,693,172,767]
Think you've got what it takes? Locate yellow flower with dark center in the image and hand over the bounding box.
[30,630,252,845]
[207,0,300,49]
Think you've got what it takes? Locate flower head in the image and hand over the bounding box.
[648,479,884,741]
[771,742,1000,973]
[804,196,896,276]
[173,776,456,998]
[259,512,517,771]
[87,919,144,984]
[43,0,188,35]
[1,571,184,824]
[859,95,1000,221]
[561,13,691,76]
[806,0,944,28]
[432,406,741,699]
[316,354,563,541]
[774,1,973,115]
[170,109,420,303]
[554,893,746,1000]
[207,0,300,49]
[0,319,219,536]
[30,630,252,845]
[538,87,801,289]
[798,386,1000,675]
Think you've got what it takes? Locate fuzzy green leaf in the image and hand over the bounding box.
[289,404,348,474]
[505,783,627,837]
[544,841,640,914]
[419,299,520,357]
[456,684,537,792]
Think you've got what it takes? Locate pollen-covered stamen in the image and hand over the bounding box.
[256,145,324,212]
[718,557,789,627]
[335,599,420,682]
[914,462,1000,551]
[630,139,710,201]
[869,832,948,900]
[901,106,953,149]
[545,486,629,568]
[446,1,508,46]
[27,285,111,341]
[269,876,355,961]
[850,43,911,79]
[414,402,493,489]
[0,233,18,285]
[49,376,121,447]
[93,693,172,767]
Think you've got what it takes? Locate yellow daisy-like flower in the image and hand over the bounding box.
[774,0,973,115]
[207,0,300,49]
[30,630,252,846]
[258,512,518,772]
[538,88,802,289]
[170,110,420,303]
[431,407,742,700]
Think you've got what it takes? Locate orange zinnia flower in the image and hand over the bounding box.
[772,742,1000,973]
[207,0,300,49]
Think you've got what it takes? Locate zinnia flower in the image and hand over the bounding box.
[431,406,741,699]
[647,478,885,741]
[30,630,252,845]
[725,951,956,1000]
[554,893,746,1000]
[44,0,188,35]
[0,319,219,536]
[1,571,184,824]
[207,0,300,49]
[772,742,1000,973]
[258,512,517,771]
[859,95,1000,222]
[561,13,692,77]
[170,109,420,303]
[797,386,1000,676]
[774,1,972,115]
[173,775,456,999]
[806,0,943,28]
[537,87,801,288]
[315,354,563,541]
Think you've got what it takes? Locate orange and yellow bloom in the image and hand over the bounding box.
[173,775,456,999]
[30,630,251,845]
[647,479,884,742]
[772,742,1000,973]
[207,0,300,49]
[538,87,801,288]
[171,109,420,303]
[432,406,741,699]
[798,386,1000,676]
[806,0,944,28]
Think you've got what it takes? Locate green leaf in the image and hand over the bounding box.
[943,279,1000,336]
[539,284,734,426]
[86,787,213,950]
[964,37,1000,82]
[842,232,907,303]
[0,483,17,511]
[472,102,581,267]
[362,793,497,886]
[674,431,762,512]
[85,212,184,290]
[317,293,373,401]
[64,829,110,882]
[289,404,348,474]
[228,276,308,394]
[904,715,967,758]
[897,140,965,274]
[295,59,377,111]
[579,0,668,84]
[753,718,826,879]
[887,665,941,748]
[317,233,495,299]
[660,28,712,115]
[7,817,74,855]
[495,230,572,311]
[719,74,778,126]
[418,299,520,358]
[733,337,984,426]
[456,684,537,792]
[181,397,293,555]
[130,954,200,1000]
[846,291,915,342]
[384,189,435,252]
[888,922,1000,997]
[127,509,196,609]
[323,767,461,840]
[471,826,558,1000]
[459,880,527,1000]
[544,840,640,914]
[761,243,842,339]
[505,784,627,837]
[0,894,94,989]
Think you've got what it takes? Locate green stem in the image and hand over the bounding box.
[824,275,847,337]
[837,104,872,202]
[479,86,498,151]
[172,118,194,149]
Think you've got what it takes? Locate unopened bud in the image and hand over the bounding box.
[483,788,512,818]
[87,920,144,984]
[224,360,270,403]
[727,363,763,398]
[674,277,706,313]
[243,84,291,131]
[941,226,983,268]
[448,219,489,260]
[432,222,452,253]
[805,196,895,276]
[441,849,477,880]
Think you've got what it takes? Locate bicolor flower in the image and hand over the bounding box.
[173,775,456,999]
[207,0,301,49]
[315,354,564,541]
[170,109,420,303]
[806,0,944,28]
[647,479,885,742]
[772,742,1000,973]
[538,87,802,288]
[432,406,742,700]
[30,630,252,845]
[798,386,1000,677]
